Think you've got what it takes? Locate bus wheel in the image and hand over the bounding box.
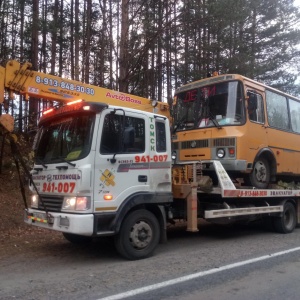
[273,202,296,234]
[63,232,93,244]
[249,157,270,189]
[114,209,160,260]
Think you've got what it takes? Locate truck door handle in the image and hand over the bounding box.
[138,175,148,182]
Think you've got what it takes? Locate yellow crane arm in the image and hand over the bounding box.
[1,60,169,113]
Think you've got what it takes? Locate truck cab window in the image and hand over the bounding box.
[100,114,145,154]
[156,121,167,152]
[35,114,94,163]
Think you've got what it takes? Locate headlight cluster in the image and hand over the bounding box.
[31,194,39,208]
[216,147,235,159]
[62,196,91,211]
[30,195,91,211]
[217,148,226,158]
[171,150,177,161]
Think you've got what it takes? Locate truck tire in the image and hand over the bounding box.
[114,209,160,260]
[62,232,93,244]
[249,157,270,189]
[273,202,296,234]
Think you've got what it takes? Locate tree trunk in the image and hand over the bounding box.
[50,0,59,76]
[28,0,40,132]
[84,0,92,83]
[18,0,25,132]
[74,0,80,81]
[58,0,64,77]
[119,0,129,92]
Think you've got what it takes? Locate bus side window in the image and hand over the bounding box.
[247,92,264,123]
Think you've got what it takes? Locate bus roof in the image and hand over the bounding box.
[174,74,300,101]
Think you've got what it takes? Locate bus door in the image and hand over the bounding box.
[246,91,268,161]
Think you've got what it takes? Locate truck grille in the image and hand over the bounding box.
[38,195,64,212]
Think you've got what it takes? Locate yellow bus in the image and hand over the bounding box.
[172,74,300,189]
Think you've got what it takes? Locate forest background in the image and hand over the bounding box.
[1,0,300,133]
[1,0,300,275]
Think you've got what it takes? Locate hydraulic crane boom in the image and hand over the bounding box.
[0,60,169,132]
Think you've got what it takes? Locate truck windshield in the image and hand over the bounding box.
[34,113,95,164]
[173,81,245,131]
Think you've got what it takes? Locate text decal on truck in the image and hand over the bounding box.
[134,155,168,163]
[42,182,76,193]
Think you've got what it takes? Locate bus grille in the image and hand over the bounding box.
[173,137,235,150]
[181,139,209,149]
[38,195,64,212]
[212,138,236,147]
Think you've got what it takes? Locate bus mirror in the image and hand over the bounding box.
[248,93,257,112]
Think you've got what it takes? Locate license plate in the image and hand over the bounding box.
[28,212,48,223]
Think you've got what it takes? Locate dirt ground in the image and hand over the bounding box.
[0,135,64,260]
[0,171,64,259]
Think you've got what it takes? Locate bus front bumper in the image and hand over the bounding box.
[202,159,248,172]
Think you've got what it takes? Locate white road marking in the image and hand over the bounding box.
[97,246,300,300]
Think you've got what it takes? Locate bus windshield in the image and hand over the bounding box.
[173,81,245,131]
[34,113,95,164]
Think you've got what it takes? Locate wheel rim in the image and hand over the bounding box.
[253,161,267,182]
[129,220,153,250]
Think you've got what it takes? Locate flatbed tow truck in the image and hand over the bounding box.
[172,160,299,234]
[0,60,299,260]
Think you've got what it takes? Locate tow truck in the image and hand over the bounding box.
[0,60,299,260]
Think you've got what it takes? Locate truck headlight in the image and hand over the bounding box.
[62,196,91,211]
[31,194,39,208]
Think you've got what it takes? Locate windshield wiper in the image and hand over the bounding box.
[35,157,48,169]
[208,112,222,129]
[58,157,76,167]
[173,115,189,133]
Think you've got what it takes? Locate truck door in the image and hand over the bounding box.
[148,116,172,193]
[93,109,150,212]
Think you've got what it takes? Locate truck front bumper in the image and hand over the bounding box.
[24,208,94,236]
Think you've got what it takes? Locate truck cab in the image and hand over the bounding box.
[25,100,173,259]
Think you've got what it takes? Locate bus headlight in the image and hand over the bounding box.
[217,148,226,158]
[171,150,177,161]
[62,196,91,211]
[31,194,39,208]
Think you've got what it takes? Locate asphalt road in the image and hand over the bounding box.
[1,220,300,300]
[116,246,300,300]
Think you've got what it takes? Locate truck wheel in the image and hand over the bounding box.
[273,202,296,234]
[249,157,270,189]
[114,209,160,260]
[63,232,92,244]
